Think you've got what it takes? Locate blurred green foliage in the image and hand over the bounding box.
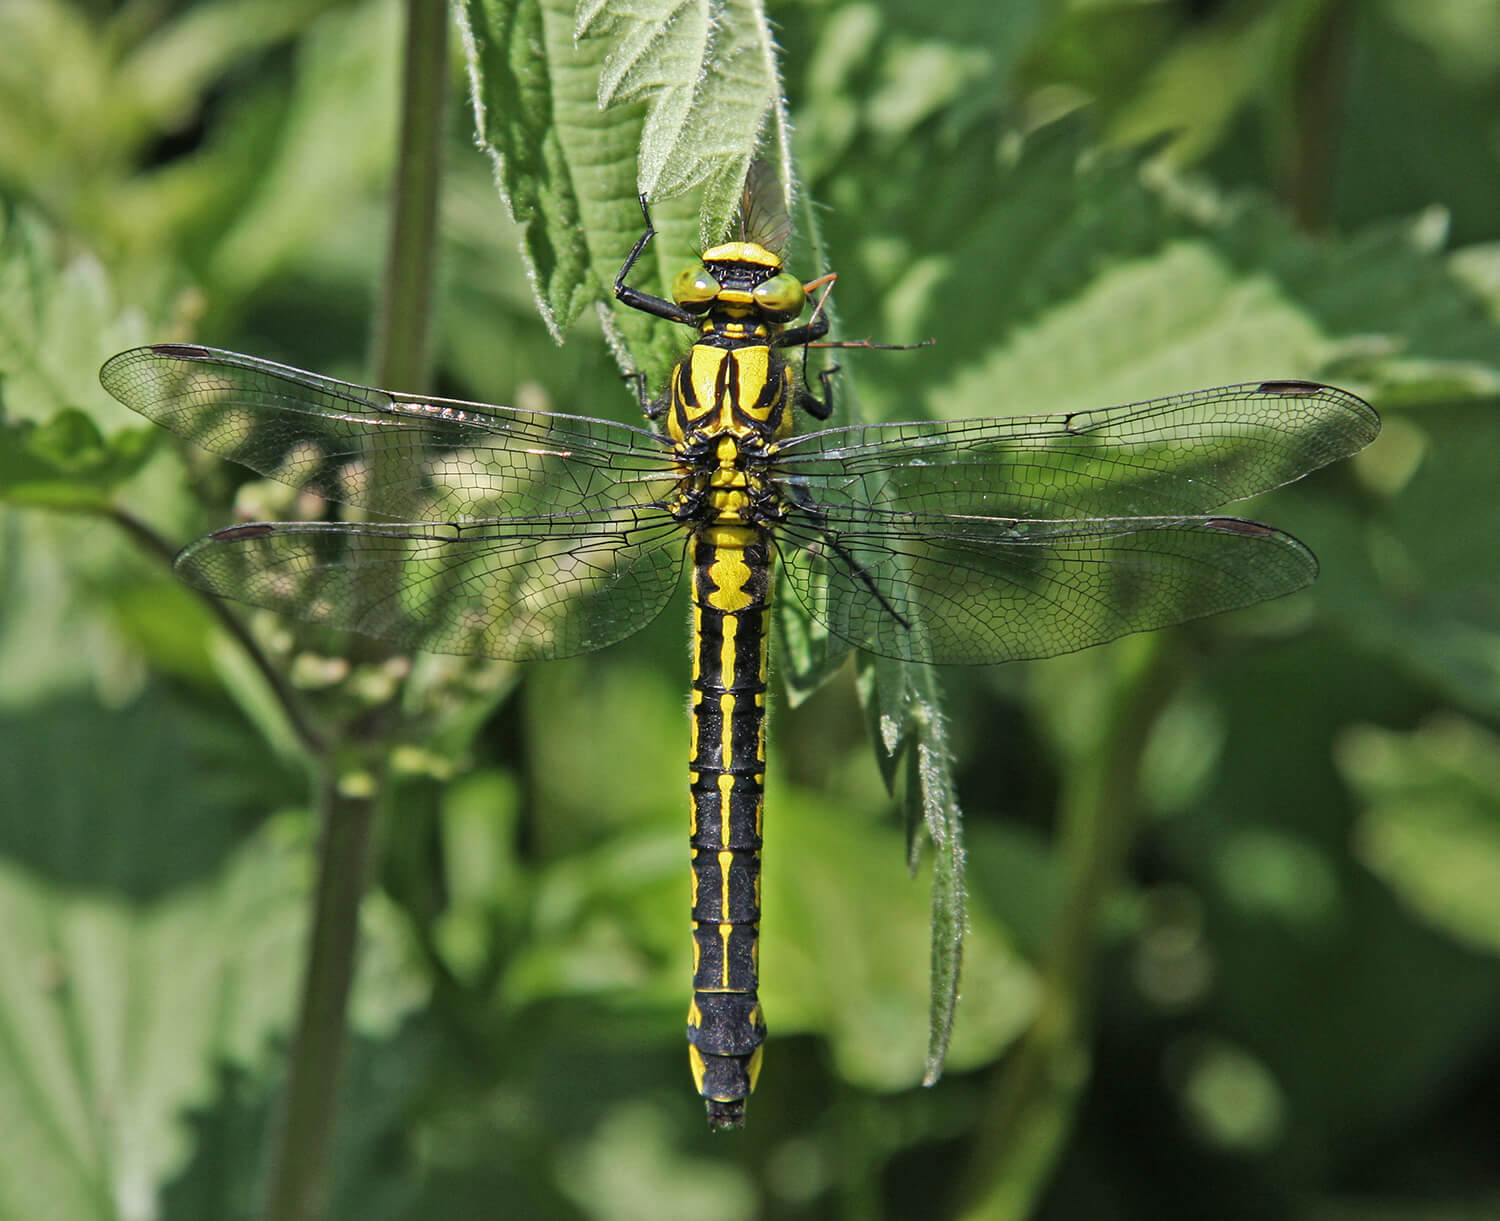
[2,0,1500,1218]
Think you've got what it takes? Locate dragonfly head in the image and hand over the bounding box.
[674,242,807,323]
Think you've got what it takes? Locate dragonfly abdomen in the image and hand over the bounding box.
[686,528,771,1131]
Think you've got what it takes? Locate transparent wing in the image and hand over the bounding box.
[774,381,1379,519]
[736,157,792,254]
[100,344,682,522]
[776,511,1317,665]
[771,380,1376,663]
[178,511,686,661]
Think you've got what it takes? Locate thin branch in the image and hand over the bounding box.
[108,503,326,758]
[1280,0,1356,232]
[260,770,381,1221]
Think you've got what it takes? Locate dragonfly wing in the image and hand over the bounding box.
[101,345,680,522]
[775,381,1379,519]
[776,510,1317,665]
[178,511,686,661]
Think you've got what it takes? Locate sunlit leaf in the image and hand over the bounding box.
[576,0,789,244]
[457,0,659,341]
[0,817,419,1221]
[1340,717,1500,956]
[0,409,156,510]
[761,783,1033,1090]
[0,207,144,427]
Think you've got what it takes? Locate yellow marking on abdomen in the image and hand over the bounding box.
[719,692,734,769]
[718,849,733,922]
[717,768,733,847]
[719,689,735,847]
[706,546,753,611]
[718,923,733,988]
[721,611,738,688]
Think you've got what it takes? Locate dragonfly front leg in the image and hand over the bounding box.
[614,196,699,326]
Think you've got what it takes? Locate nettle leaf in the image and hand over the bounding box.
[0,206,144,428]
[0,685,426,1219]
[761,782,1033,1091]
[1340,717,1500,958]
[0,818,419,1221]
[0,408,156,510]
[577,0,789,247]
[458,0,791,381]
[774,183,854,701]
[775,591,853,700]
[857,652,969,1083]
[459,0,649,339]
[764,170,972,1085]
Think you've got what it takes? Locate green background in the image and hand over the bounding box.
[3,0,1500,1217]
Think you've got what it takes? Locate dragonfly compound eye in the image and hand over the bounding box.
[751,271,806,319]
[673,266,721,312]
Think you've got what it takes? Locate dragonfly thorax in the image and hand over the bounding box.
[666,342,798,449]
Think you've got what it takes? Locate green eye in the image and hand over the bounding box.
[752,271,805,316]
[673,267,720,307]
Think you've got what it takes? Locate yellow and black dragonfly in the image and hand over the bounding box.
[100,197,1379,1130]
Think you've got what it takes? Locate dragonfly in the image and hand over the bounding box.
[100,190,1380,1130]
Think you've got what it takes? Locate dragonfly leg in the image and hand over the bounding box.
[615,195,698,326]
[793,361,839,421]
[773,314,831,350]
[622,370,667,420]
[780,486,914,630]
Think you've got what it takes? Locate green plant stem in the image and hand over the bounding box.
[372,0,449,392]
[261,770,382,1221]
[957,641,1180,1221]
[1280,0,1355,232]
[108,504,325,758]
[260,3,448,1217]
